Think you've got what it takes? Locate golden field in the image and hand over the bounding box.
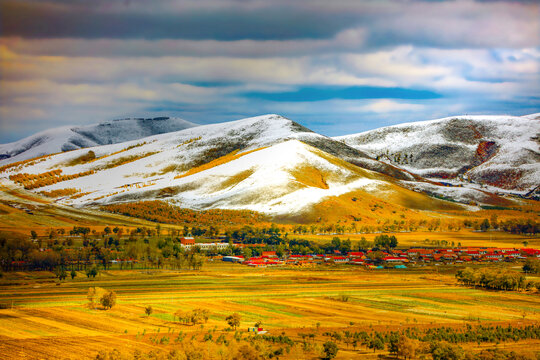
[0,263,539,359]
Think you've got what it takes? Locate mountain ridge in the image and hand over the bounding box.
[1,113,537,220]
[0,117,198,166]
[335,113,540,195]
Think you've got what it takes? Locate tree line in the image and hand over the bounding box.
[456,267,539,291]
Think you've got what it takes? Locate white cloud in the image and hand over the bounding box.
[359,100,424,113]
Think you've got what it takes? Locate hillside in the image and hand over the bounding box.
[0,117,198,165]
[0,114,481,220]
[335,114,540,197]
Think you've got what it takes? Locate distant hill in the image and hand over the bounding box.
[335,113,540,197]
[0,117,198,165]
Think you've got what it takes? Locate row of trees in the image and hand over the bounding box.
[101,200,266,226]
[90,319,540,360]
[320,324,540,356]
[456,267,538,291]
[100,198,540,236]
[463,217,539,235]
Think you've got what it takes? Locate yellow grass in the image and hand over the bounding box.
[174,147,267,179]
[0,264,538,359]
[290,165,329,189]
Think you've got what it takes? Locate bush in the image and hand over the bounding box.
[226,313,241,330]
[322,341,339,359]
[430,341,464,360]
[523,258,540,274]
[100,290,117,310]
[86,266,99,278]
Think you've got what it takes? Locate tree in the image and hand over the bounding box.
[87,287,97,308]
[226,312,241,330]
[70,269,77,280]
[145,305,153,317]
[100,290,116,310]
[175,309,210,325]
[235,344,260,360]
[430,341,464,360]
[370,337,385,352]
[54,266,67,281]
[523,258,540,274]
[480,219,490,232]
[322,341,339,360]
[86,266,98,278]
[374,234,398,250]
[30,230,38,241]
[397,336,418,360]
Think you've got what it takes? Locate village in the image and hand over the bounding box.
[177,237,540,269]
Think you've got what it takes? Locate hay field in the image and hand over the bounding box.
[0,263,539,359]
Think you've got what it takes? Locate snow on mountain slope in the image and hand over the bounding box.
[0,117,198,166]
[335,114,540,194]
[1,114,464,217]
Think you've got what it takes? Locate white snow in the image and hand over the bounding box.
[335,113,540,193]
[2,113,535,215]
[0,117,198,166]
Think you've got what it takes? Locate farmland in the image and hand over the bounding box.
[1,174,540,359]
[0,263,539,359]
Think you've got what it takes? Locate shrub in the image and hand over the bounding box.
[100,290,117,310]
[322,341,339,359]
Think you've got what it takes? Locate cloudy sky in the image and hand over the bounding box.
[0,0,539,143]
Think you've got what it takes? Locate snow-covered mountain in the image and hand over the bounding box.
[0,117,198,166]
[0,114,533,219]
[335,113,540,196]
[1,114,477,219]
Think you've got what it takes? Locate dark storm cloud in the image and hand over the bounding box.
[1,0,537,49]
[0,0,358,40]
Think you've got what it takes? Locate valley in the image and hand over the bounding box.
[0,113,538,359]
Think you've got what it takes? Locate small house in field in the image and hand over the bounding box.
[180,237,195,249]
[222,256,244,263]
[383,256,408,263]
[330,256,349,264]
[180,237,195,245]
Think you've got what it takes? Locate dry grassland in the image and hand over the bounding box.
[0,263,538,359]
